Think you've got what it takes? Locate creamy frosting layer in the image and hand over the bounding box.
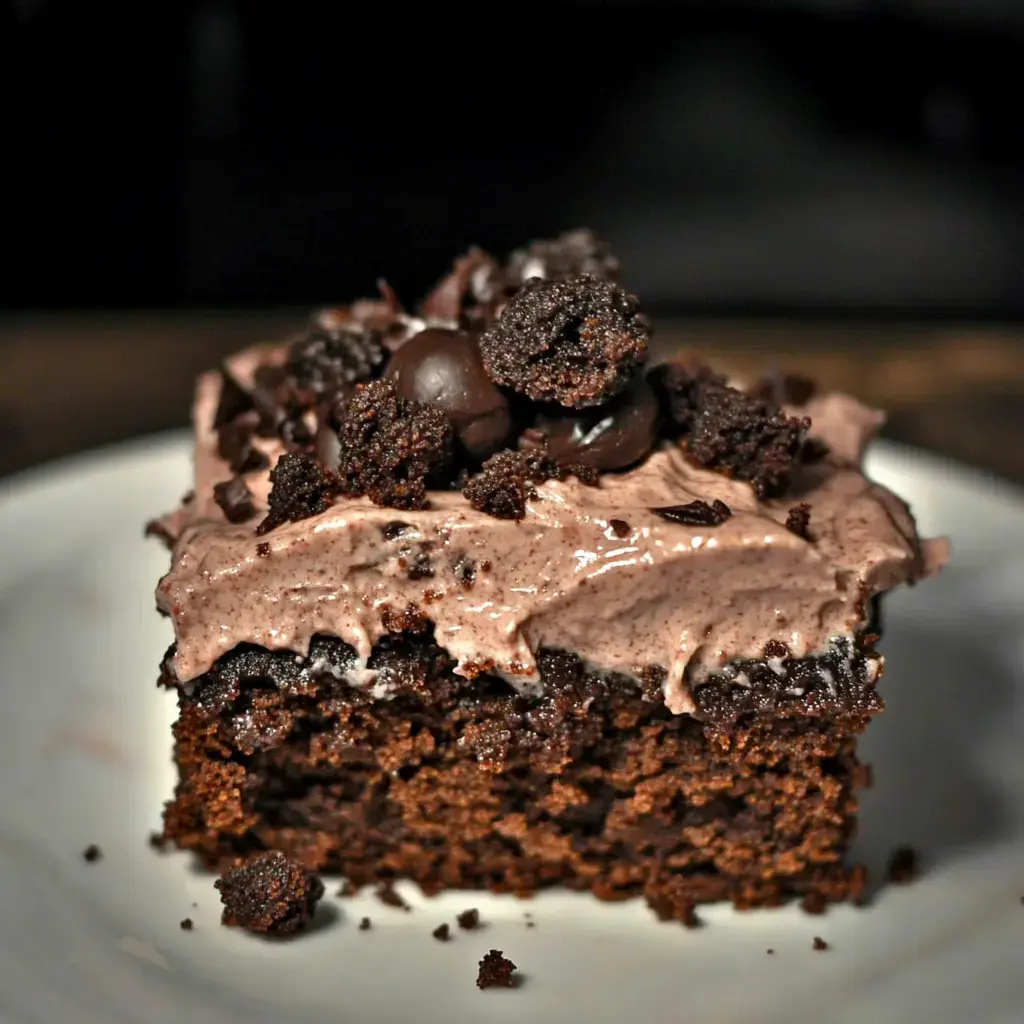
[154,347,947,714]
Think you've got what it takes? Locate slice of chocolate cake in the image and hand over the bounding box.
[149,232,947,919]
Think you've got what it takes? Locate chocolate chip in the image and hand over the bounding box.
[457,908,481,930]
[287,324,386,396]
[213,476,256,523]
[651,500,732,526]
[608,519,631,538]
[213,366,254,428]
[432,923,451,941]
[527,375,660,471]
[813,936,829,951]
[385,328,512,459]
[480,274,649,409]
[180,918,194,931]
[785,502,812,539]
[256,452,340,535]
[336,379,454,510]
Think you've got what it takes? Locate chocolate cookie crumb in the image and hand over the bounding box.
[647,894,702,928]
[336,379,453,510]
[287,325,386,396]
[148,831,166,851]
[767,948,775,955]
[464,450,541,520]
[180,918,194,931]
[432,923,451,941]
[457,908,481,930]
[82,844,102,863]
[480,275,649,408]
[359,917,372,931]
[256,453,340,535]
[215,851,324,936]
[256,541,271,557]
[801,891,828,915]
[887,845,918,885]
[786,503,812,539]
[213,366,254,428]
[651,500,732,527]
[609,518,631,538]
[813,936,829,951]
[477,950,518,990]
[526,921,535,928]
[213,476,256,524]
[375,881,411,911]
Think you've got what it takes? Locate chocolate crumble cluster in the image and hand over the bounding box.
[208,230,826,528]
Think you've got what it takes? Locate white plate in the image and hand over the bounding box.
[0,434,1021,1024]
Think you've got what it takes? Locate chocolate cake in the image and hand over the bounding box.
[149,231,948,920]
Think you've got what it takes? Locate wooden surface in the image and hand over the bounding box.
[1,311,1021,484]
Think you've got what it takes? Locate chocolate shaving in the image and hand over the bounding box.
[651,499,732,526]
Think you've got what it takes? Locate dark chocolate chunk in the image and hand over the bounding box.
[432,923,451,941]
[526,375,660,471]
[813,936,829,951]
[256,452,340,535]
[336,379,454,510]
[608,519,631,538]
[82,844,102,863]
[651,499,732,526]
[785,503,812,539]
[213,476,256,524]
[507,229,619,285]
[457,908,481,930]
[887,845,918,885]
[180,918,194,931]
[287,324,386,396]
[381,521,413,541]
[213,366,254,428]
[648,361,810,498]
[385,328,512,459]
[476,950,518,989]
[420,247,501,322]
[215,851,324,936]
[217,417,270,474]
[480,275,649,409]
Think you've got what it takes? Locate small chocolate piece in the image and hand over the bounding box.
[375,881,411,911]
[480,275,649,409]
[148,831,167,850]
[217,417,270,474]
[400,543,434,580]
[256,542,271,557]
[256,453,340,535]
[336,379,454,510]
[651,500,732,526]
[608,519,631,538]
[287,324,386,396]
[752,371,817,408]
[82,844,102,863]
[763,639,790,661]
[213,366,254,428]
[463,450,542,521]
[381,521,413,541]
[786,503,812,539]
[452,554,476,588]
[801,891,828,915]
[359,916,372,931]
[767,949,776,955]
[420,247,501,322]
[527,375,660,471]
[812,936,829,951]
[385,328,512,459]
[457,908,481,930]
[213,476,256,524]
[215,851,324,936]
[887,845,918,885]
[476,950,518,990]
[507,229,619,285]
[180,918,194,931]
[432,923,452,941]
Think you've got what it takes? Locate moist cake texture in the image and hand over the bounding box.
[150,230,947,919]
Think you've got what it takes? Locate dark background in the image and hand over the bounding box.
[7,0,1024,318]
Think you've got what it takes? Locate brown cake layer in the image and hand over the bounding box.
[158,618,879,917]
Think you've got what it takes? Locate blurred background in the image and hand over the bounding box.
[3,0,1024,477]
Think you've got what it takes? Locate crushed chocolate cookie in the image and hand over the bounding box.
[763,639,790,661]
[380,521,412,541]
[457,908,481,930]
[507,228,619,286]
[813,936,829,951]
[453,554,476,588]
[609,518,631,538]
[213,476,256,524]
[464,450,539,520]
[359,916,372,931]
[477,950,518,990]
[256,541,271,557]
[216,417,270,475]
[432,923,452,941]
[287,324,386,396]
[213,366,254,428]
[375,881,411,911]
[215,851,324,935]
[180,918,194,931]
[82,844,102,863]
[256,452,340,535]
[648,362,810,498]
[887,845,918,885]
[786,503,812,539]
[336,379,453,510]
[752,371,817,408]
[651,500,731,527]
[480,275,649,408]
